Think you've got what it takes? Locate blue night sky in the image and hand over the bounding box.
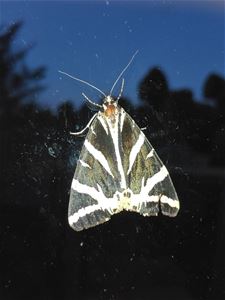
[0,0,224,109]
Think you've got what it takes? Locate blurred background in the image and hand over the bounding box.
[0,1,224,300]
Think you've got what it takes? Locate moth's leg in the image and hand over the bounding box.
[70,113,97,136]
[82,93,102,109]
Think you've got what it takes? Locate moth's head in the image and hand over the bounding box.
[103,95,116,106]
[103,95,118,118]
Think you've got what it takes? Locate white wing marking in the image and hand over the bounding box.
[160,195,180,209]
[69,179,119,225]
[84,140,114,178]
[97,115,108,134]
[127,132,145,175]
[107,113,127,189]
[79,160,91,169]
[120,109,126,132]
[146,149,154,159]
[130,166,169,209]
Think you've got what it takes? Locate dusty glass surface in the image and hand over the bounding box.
[0,1,224,300]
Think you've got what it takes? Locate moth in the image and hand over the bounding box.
[59,51,179,231]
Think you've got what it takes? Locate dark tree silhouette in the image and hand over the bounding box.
[204,73,225,109]
[139,67,169,110]
[0,22,45,120]
[0,22,46,207]
[203,74,225,166]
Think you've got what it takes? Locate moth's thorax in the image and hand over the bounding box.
[102,96,118,123]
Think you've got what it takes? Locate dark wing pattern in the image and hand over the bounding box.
[68,106,179,231]
[68,112,124,231]
[121,112,179,217]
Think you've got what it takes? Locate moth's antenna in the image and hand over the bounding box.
[116,78,125,101]
[58,70,107,97]
[110,50,139,96]
[82,93,102,109]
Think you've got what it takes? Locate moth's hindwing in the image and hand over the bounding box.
[68,107,179,231]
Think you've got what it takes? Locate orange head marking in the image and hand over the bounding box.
[105,104,116,117]
[103,96,118,119]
